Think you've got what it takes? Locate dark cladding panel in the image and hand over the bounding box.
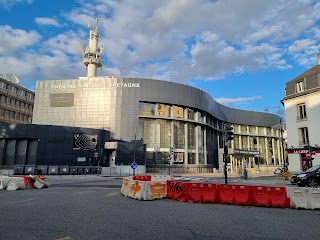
[4,139,16,165]
[16,139,27,165]
[26,140,38,165]
[0,139,5,165]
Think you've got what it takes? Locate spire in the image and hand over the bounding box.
[318,49,320,65]
[83,18,103,77]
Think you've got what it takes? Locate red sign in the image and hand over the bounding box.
[306,151,311,159]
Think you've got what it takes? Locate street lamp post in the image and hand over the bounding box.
[264,106,287,171]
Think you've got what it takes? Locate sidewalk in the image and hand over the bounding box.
[170,172,291,186]
[172,172,275,178]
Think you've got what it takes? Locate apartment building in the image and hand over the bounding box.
[0,75,34,124]
[282,53,320,171]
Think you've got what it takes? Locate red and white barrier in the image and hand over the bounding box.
[166,182,291,209]
[0,175,50,191]
[286,187,320,210]
[121,175,171,201]
[122,176,318,210]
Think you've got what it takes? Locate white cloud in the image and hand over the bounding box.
[288,39,316,54]
[0,25,41,54]
[35,17,61,27]
[0,0,32,9]
[1,0,320,85]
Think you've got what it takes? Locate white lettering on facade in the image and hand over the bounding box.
[293,150,308,154]
[51,82,140,89]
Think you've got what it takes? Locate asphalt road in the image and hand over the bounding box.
[0,175,319,240]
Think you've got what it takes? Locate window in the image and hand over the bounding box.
[172,106,184,118]
[296,80,305,93]
[297,103,307,120]
[0,82,7,89]
[173,121,185,148]
[240,125,247,134]
[139,102,155,116]
[187,108,195,120]
[197,112,205,123]
[10,86,17,93]
[6,97,11,105]
[139,119,155,148]
[27,93,34,100]
[249,126,256,134]
[1,95,5,103]
[19,89,26,97]
[156,119,171,148]
[299,127,309,146]
[187,123,196,149]
[157,104,170,117]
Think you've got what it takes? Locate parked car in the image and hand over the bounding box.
[296,165,320,187]
[290,171,303,184]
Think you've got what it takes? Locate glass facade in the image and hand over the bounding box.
[139,102,211,165]
[140,119,155,149]
[198,126,205,164]
[173,121,185,149]
[156,119,171,149]
[138,101,283,168]
[187,123,196,150]
[139,102,155,116]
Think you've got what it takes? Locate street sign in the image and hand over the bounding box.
[306,151,311,159]
[131,162,138,170]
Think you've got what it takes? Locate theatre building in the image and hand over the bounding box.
[0,19,285,174]
[31,76,284,173]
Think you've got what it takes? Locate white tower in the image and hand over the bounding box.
[83,18,103,77]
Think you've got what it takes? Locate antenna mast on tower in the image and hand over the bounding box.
[83,18,103,77]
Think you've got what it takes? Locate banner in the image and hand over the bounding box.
[174,152,184,162]
[73,133,97,150]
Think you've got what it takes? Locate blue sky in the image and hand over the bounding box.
[0,0,319,115]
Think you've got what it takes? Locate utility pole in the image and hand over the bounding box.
[279,118,287,171]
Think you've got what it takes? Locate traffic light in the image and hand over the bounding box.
[227,126,234,141]
[224,144,228,156]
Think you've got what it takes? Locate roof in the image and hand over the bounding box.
[289,64,320,82]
